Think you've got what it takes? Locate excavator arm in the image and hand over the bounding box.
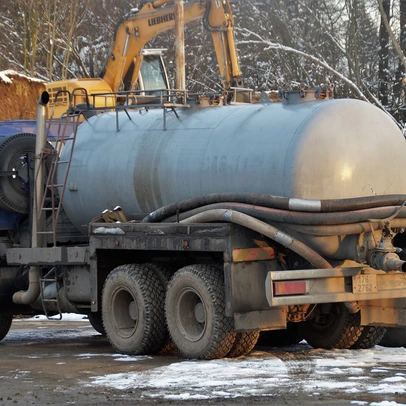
[101,0,242,91]
[202,0,243,88]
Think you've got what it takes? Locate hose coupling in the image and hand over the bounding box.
[368,251,406,272]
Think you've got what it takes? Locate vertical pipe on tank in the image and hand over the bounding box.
[13,91,49,306]
[174,0,186,91]
[32,91,49,249]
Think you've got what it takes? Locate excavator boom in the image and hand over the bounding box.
[46,0,243,119]
[102,0,242,92]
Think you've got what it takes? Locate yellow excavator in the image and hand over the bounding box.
[46,0,243,118]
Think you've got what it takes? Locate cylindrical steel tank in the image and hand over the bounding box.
[58,98,406,233]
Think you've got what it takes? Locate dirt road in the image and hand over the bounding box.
[0,318,405,406]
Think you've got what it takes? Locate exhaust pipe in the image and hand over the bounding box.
[32,91,49,249]
[13,92,49,306]
[13,266,41,305]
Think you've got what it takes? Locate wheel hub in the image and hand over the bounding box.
[111,287,138,339]
[194,302,205,323]
[176,288,207,342]
[129,301,138,320]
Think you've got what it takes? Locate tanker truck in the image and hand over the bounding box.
[1,84,406,359]
[1,0,406,358]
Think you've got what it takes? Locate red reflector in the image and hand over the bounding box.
[273,281,308,296]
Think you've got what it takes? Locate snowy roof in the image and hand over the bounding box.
[0,70,44,84]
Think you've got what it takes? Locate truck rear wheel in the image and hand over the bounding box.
[227,332,260,357]
[102,264,166,355]
[0,314,13,342]
[144,262,176,353]
[144,262,174,289]
[165,264,235,360]
[351,326,387,349]
[379,327,406,347]
[300,303,362,349]
[88,312,106,336]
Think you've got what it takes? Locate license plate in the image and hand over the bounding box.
[352,274,377,294]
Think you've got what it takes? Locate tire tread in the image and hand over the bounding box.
[166,264,235,360]
[302,304,362,349]
[351,326,387,349]
[102,263,166,355]
[0,315,13,342]
[379,327,406,348]
[227,332,259,357]
[144,262,176,353]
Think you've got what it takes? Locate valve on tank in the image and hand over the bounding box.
[367,225,406,272]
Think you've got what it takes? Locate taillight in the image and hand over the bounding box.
[273,280,308,296]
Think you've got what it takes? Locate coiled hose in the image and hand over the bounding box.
[142,193,406,270]
[180,209,332,269]
[142,193,406,223]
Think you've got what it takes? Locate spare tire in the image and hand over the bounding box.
[0,133,52,214]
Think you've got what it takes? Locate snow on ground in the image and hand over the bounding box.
[10,315,406,404]
[14,313,90,322]
[84,346,406,402]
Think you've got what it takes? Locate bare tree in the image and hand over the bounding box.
[59,0,90,79]
[401,0,406,56]
[377,0,406,70]
[10,0,42,76]
[43,0,60,81]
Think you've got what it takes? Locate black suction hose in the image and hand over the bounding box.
[142,193,406,223]
[141,194,406,268]
[160,202,406,226]
[180,209,333,270]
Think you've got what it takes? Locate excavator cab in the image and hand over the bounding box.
[46,49,169,119]
[123,49,169,93]
[139,52,169,93]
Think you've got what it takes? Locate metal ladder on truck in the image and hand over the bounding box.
[36,88,89,247]
[35,89,88,319]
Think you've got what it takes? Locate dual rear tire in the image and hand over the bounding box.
[101,264,388,357]
[101,264,167,355]
[165,264,236,359]
[301,303,362,349]
[101,263,240,359]
[300,303,386,350]
[379,327,406,348]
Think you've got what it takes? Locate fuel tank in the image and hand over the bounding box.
[58,98,406,233]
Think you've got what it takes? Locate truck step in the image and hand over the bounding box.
[39,266,63,320]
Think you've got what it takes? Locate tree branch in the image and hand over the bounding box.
[237,28,401,128]
[377,0,406,71]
